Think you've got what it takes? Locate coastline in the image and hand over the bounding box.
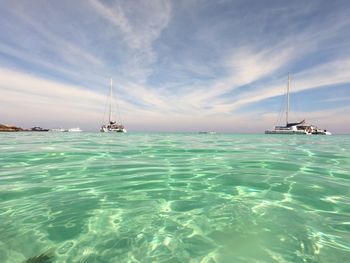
[0,124,24,132]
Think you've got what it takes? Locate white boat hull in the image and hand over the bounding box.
[100,127,127,133]
[68,128,82,132]
[265,130,309,135]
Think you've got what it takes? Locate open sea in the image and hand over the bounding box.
[0,132,349,263]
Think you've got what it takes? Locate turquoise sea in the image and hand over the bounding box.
[0,132,349,263]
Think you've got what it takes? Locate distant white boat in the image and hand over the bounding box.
[265,74,331,135]
[50,128,66,132]
[68,127,82,132]
[100,78,127,133]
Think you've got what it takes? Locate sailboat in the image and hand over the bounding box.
[265,74,331,135]
[100,78,127,133]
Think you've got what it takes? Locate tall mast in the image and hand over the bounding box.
[286,73,290,125]
[109,78,113,123]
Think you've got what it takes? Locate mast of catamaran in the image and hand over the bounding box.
[109,78,113,124]
[286,73,290,126]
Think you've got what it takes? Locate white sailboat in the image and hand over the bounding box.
[265,74,331,135]
[100,78,127,133]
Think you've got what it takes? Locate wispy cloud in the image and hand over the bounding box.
[221,58,350,113]
[0,68,105,127]
[168,1,350,119]
[0,67,178,130]
[88,0,172,81]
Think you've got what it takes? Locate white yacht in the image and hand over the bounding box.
[296,123,331,135]
[265,74,331,135]
[312,129,331,135]
[100,78,127,133]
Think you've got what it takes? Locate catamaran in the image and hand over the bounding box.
[265,74,331,135]
[100,78,127,133]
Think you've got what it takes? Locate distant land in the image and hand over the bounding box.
[0,124,46,132]
[0,123,24,132]
[0,124,81,132]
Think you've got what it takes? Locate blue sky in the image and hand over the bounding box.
[0,0,349,132]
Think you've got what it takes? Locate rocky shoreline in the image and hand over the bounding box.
[0,124,50,132]
[0,124,25,132]
[0,124,82,132]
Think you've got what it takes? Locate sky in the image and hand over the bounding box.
[0,0,349,133]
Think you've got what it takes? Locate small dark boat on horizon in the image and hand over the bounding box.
[31,126,49,132]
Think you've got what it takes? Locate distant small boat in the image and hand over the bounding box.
[265,74,331,135]
[312,128,331,135]
[31,126,49,132]
[198,131,217,134]
[100,78,127,133]
[50,128,66,132]
[68,127,82,132]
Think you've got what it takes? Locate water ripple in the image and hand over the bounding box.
[0,133,349,262]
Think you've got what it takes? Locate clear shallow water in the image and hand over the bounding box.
[0,132,349,263]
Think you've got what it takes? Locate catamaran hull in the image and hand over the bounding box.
[100,128,127,133]
[265,130,309,135]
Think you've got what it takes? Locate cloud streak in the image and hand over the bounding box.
[88,0,172,81]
